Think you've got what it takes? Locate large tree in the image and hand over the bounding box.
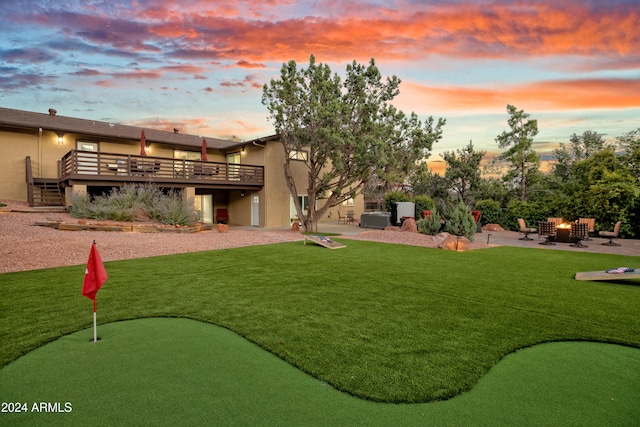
[552,130,609,182]
[442,141,486,205]
[495,105,540,201]
[262,55,445,231]
[617,128,640,181]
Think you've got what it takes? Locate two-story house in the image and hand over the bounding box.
[0,107,363,227]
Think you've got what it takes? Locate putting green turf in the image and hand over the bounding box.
[1,318,639,426]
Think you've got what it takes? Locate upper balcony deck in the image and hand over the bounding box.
[58,150,264,189]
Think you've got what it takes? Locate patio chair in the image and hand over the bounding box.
[346,210,355,224]
[517,218,537,241]
[547,217,563,228]
[578,218,595,240]
[569,222,589,248]
[538,221,556,245]
[216,208,229,224]
[599,221,622,246]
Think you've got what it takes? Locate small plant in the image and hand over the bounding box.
[417,210,442,235]
[413,195,435,218]
[445,201,476,241]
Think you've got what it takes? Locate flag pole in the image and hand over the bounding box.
[93,298,97,342]
[83,239,107,344]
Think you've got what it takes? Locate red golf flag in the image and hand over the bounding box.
[82,241,108,310]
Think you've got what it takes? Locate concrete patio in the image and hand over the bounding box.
[310,222,640,256]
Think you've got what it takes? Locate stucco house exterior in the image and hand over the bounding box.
[0,107,363,227]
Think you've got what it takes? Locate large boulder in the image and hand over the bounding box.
[433,232,451,245]
[482,224,504,232]
[438,234,471,251]
[401,218,417,233]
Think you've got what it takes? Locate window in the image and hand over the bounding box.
[342,197,355,206]
[174,150,201,161]
[288,150,308,161]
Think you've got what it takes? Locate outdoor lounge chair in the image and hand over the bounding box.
[578,218,595,240]
[599,221,622,246]
[569,222,589,248]
[547,217,563,228]
[538,221,556,245]
[517,218,537,241]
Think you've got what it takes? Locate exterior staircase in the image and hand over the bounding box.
[31,178,65,207]
[26,156,65,207]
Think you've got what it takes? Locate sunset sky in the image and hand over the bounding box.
[1,0,639,173]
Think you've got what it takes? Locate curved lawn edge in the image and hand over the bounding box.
[1,243,639,403]
[1,317,639,426]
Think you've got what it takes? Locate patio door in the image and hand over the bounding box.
[226,152,240,180]
[251,195,259,227]
[195,194,213,224]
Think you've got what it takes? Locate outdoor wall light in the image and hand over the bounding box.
[56,132,64,144]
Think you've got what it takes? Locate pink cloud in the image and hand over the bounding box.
[402,77,640,112]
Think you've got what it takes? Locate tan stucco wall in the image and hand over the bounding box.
[0,129,73,201]
[260,140,365,228]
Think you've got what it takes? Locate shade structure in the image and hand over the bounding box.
[140,130,147,156]
[201,138,208,161]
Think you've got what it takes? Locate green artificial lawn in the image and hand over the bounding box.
[1,318,638,426]
[0,241,639,404]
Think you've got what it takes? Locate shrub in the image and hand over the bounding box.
[417,210,442,235]
[474,199,501,225]
[445,201,476,241]
[69,185,198,226]
[413,195,435,218]
[502,200,550,231]
[383,191,410,212]
[147,190,198,226]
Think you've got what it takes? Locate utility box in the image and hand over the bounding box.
[391,202,415,226]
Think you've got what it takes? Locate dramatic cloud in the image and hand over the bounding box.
[0,0,638,153]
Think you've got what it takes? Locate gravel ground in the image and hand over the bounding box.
[0,200,487,274]
[0,201,305,273]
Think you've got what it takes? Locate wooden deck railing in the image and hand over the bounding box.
[59,150,264,187]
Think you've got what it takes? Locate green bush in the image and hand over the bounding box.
[147,190,198,226]
[383,191,410,212]
[413,195,435,218]
[444,201,476,241]
[502,200,550,231]
[69,185,198,226]
[416,210,442,235]
[474,199,501,225]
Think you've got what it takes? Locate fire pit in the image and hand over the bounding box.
[551,223,577,243]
